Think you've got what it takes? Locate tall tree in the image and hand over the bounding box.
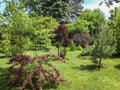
[3,0,24,17]
[100,0,120,7]
[84,25,116,69]
[0,0,31,56]
[78,9,106,36]
[21,0,70,24]
[67,9,106,37]
[0,10,32,56]
[70,0,84,21]
[67,19,90,37]
[54,24,68,56]
[108,7,120,56]
[31,16,58,52]
[0,13,3,27]
[21,0,84,24]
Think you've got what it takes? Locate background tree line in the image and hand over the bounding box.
[0,0,120,89]
[0,0,120,66]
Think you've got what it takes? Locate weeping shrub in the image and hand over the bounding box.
[7,54,65,90]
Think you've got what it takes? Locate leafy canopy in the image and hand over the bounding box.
[108,7,120,55]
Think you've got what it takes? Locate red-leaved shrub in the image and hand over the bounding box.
[7,54,65,90]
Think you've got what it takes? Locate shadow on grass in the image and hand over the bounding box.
[72,64,98,71]
[76,54,92,60]
[0,53,7,58]
[0,56,7,58]
[0,67,16,90]
[114,64,120,70]
[42,82,58,90]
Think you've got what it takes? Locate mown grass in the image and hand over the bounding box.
[0,48,120,90]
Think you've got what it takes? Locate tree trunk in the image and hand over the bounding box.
[58,47,60,56]
[58,42,60,56]
[62,47,66,59]
[98,45,102,69]
[98,56,102,69]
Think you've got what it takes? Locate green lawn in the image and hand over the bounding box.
[0,48,120,90]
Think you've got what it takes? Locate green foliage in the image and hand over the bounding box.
[21,0,71,24]
[4,0,24,17]
[21,0,84,23]
[67,19,90,36]
[0,10,32,57]
[100,0,120,7]
[108,7,120,55]
[67,9,106,37]
[70,0,84,20]
[69,41,77,51]
[0,33,11,56]
[92,30,116,57]
[83,28,116,68]
[78,9,105,36]
[31,16,59,51]
[1,0,59,57]
[0,13,3,26]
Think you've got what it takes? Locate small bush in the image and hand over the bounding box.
[7,54,65,90]
[72,33,92,48]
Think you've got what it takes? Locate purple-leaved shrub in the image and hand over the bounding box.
[72,33,92,48]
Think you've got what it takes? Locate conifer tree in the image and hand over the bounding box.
[21,0,84,23]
